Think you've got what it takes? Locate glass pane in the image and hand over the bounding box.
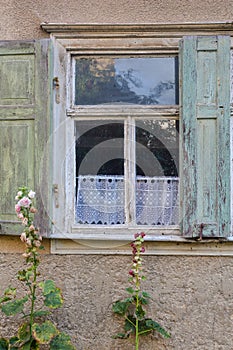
[75,57,178,105]
[135,120,179,225]
[75,120,125,225]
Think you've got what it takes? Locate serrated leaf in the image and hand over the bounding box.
[33,310,50,318]
[112,300,130,316]
[32,321,58,344]
[124,316,135,332]
[126,287,135,294]
[50,332,76,350]
[9,336,18,345]
[145,319,171,338]
[0,338,9,350]
[139,296,149,305]
[44,289,63,309]
[21,341,34,350]
[0,296,11,304]
[0,287,16,303]
[1,296,28,316]
[141,291,150,299]
[135,305,145,320]
[18,323,30,342]
[41,280,57,295]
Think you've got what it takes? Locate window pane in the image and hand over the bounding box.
[135,120,179,225]
[75,120,125,225]
[74,57,178,105]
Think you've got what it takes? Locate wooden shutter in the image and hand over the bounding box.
[0,40,52,236]
[180,36,231,238]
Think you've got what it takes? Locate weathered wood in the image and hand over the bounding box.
[180,36,231,238]
[0,40,51,236]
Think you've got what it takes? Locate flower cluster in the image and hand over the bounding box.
[129,232,146,282]
[15,187,42,257]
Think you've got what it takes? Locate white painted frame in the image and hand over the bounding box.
[40,23,233,253]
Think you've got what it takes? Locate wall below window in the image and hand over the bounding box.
[0,252,233,349]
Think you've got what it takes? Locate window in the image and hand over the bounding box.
[42,24,231,242]
[73,56,179,228]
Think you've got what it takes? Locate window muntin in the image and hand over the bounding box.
[74,57,178,105]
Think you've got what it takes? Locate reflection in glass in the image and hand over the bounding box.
[75,57,178,105]
[135,120,179,225]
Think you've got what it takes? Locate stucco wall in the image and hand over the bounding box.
[1,0,233,40]
[1,253,233,349]
[1,1,233,349]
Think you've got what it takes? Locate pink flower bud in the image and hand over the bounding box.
[17,213,24,219]
[30,207,37,213]
[15,204,21,213]
[26,238,32,247]
[22,218,28,226]
[20,232,27,242]
[129,269,135,277]
[22,252,31,258]
[34,240,41,247]
[29,225,35,232]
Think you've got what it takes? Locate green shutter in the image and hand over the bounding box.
[0,40,52,236]
[180,36,231,238]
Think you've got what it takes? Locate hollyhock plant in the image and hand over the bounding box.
[112,232,170,350]
[0,187,76,350]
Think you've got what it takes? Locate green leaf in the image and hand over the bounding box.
[124,316,135,332]
[33,310,50,318]
[126,287,135,294]
[141,291,151,299]
[112,332,128,339]
[32,321,58,344]
[1,296,28,316]
[0,338,9,350]
[0,287,17,304]
[145,319,171,338]
[41,280,57,295]
[18,323,30,342]
[44,289,63,309]
[112,300,130,316]
[135,305,145,320]
[50,332,76,350]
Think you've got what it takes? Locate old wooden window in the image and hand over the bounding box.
[74,57,179,228]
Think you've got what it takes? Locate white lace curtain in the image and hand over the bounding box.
[76,175,179,225]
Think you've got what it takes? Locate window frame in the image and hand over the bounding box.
[41,23,233,246]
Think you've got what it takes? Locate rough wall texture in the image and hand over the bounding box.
[0,0,233,40]
[1,253,233,349]
[1,1,233,349]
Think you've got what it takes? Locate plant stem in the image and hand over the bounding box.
[135,289,139,350]
[29,252,38,338]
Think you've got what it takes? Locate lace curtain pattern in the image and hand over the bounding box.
[76,175,179,225]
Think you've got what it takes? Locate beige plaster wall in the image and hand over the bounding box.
[0,0,233,40]
[1,1,233,349]
[1,253,233,349]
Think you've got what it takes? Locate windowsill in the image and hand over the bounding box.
[50,233,233,255]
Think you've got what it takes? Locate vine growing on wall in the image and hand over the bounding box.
[0,187,76,350]
[112,232,170,350]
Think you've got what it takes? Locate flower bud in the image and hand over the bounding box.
[20,232,27,242]
[29,225,35,232]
